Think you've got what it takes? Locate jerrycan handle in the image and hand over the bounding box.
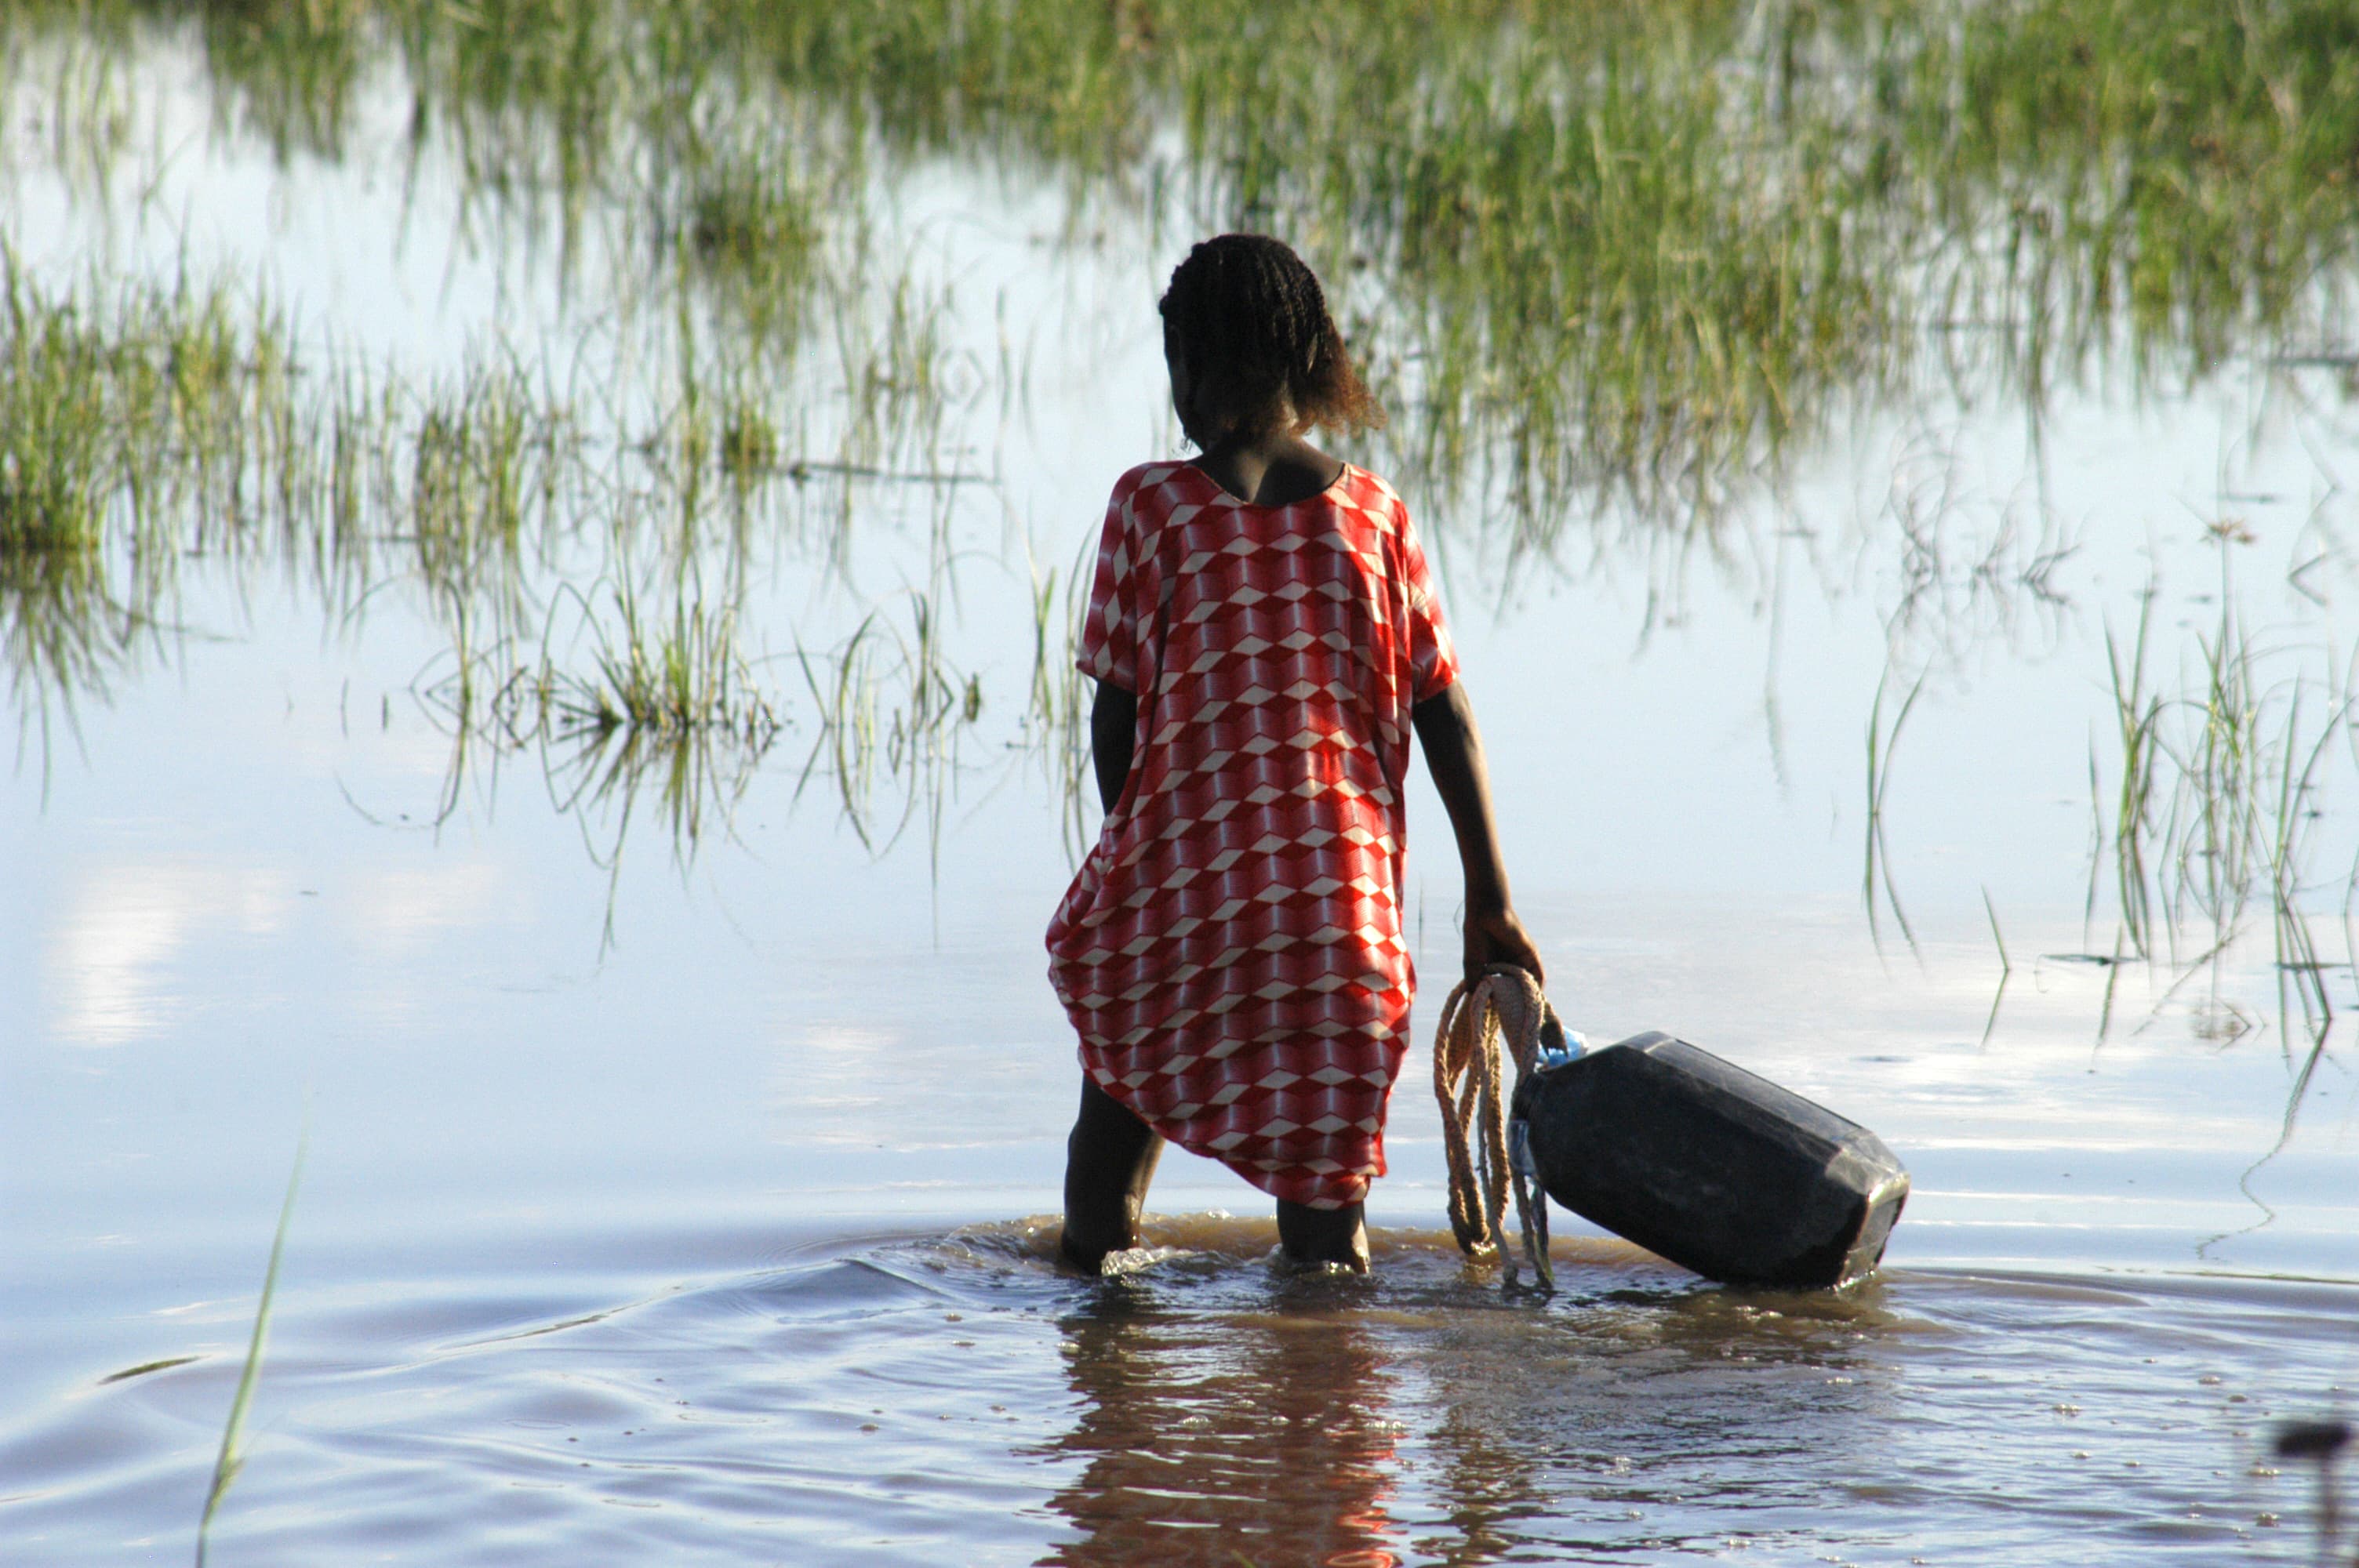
[1535,1004,1587,1071]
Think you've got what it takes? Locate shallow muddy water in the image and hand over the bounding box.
[12,1215,2359,1566]
[6,5,2359,1563]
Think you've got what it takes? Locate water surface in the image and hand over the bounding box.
[5,5,2359,1563]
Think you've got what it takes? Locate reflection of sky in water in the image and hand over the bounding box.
[3,19,2358,1566]
[2,23,2352,1274]
[45,862,295,1044]
[40,855,528,1044]
[14,1218,2344,1564]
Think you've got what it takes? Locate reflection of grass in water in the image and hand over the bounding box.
[2074,546,2354,1035]
[0,257,311,743]
[0,545,120,771]
[417,577,783,945]
[677,147,824,355]
[1863,663,1925,956]
[794,590,981,855]
[405,358,568,616]
[21,0,2357,536]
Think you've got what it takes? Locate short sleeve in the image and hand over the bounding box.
[1075,469,1150,692]
[1395,504,1459,703]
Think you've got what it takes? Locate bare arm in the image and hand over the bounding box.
[1090,680,1138,814]
[1412,681,1544,987]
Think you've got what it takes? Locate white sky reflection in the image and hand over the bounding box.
[45,862,293,1044]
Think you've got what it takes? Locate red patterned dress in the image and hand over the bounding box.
[1045,460,1459,1209]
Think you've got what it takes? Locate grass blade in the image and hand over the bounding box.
[196,1132,306,1566]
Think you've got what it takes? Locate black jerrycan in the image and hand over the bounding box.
[1516,1031,1909,1289]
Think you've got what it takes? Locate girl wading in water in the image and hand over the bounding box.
[1046,234,1542,1272]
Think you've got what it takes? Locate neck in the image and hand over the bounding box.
[1192,426,1343,508]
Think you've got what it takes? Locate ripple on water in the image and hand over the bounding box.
[0,1216,2350,1565]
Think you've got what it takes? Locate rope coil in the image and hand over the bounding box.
[1433,964,1564,1291]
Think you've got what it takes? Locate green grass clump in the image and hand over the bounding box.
[406,361,564,606]
[1880,0,2359,373]
[681,154,823,350]
[717,401,779,481]
[792,589,980,850]
[2083,544,2354,1014]
[416,570,783,935]
[198,0,370,162]
[0,256,306,553]
[1,261,142,557]
[22,0,2356,543]
[423,575,781,754]
[558,583,778,741]
[0,259,314,729]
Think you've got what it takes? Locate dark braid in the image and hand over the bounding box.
[1158,234,1383,440]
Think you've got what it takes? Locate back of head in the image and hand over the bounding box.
[1158,234,1383,442]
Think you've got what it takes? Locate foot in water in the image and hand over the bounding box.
[1277,1199,1369,1272]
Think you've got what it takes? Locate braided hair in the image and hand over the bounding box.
[1158,234,1383,443]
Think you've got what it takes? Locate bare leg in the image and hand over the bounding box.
[1277,1198,1370,1272]
[1060,1076,1164,1272]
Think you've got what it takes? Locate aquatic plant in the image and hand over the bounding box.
[195,0,369,162]
[0,220,980,846]
[0,255,296,554]
[793,588,983,854]
[2102,593,2164,954]
[2068,553,2359,1032]
[1025,540,1096,856]
[830,265,957,484]
[13,0,2359,906]
[417,574,783,757]
[196,1133,305,1567]
[673,143,825,355]
[405,358,570,619]
[1863,664,1926,953]
[0,257,319,742]
[552,582,778,742]
[16,0,2355,549]
[405,575,785,942]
